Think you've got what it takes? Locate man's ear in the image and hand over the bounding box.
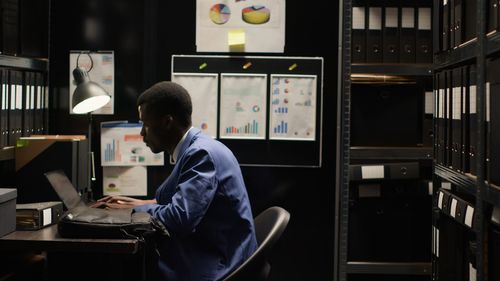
[162,114,173,128]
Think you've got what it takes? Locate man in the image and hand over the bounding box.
[94,81,258,281]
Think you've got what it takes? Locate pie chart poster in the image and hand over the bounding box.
[196,0,285,52]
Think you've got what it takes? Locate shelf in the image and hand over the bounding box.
[485,183,500,207]
[351,63,433,76]
[346,262,432,275]
[487,32,500,57]
[434,41,477,70]
[350,147,433,160]
[434,164,476,196]
[0,146,14,161]
[0,55,49,72]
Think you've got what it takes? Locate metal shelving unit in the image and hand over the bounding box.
[337,1,434,280]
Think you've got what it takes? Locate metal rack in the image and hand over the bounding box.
[336,1,434,280]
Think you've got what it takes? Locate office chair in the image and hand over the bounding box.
[223,206,290,281]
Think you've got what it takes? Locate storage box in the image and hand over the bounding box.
[0,188,17,237]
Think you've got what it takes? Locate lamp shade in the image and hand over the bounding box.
[72,67,111,114]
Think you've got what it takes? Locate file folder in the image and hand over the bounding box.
[366,7,383,63]
[416,7,432,63]
[8,70,23,146]
[383,6,399,63]
[0,69,8,147]
[352,2,367,63]
[436,71,447,165]
[400,7,416,63]
[446,70,453,167]
[434,0,443,53]
[423,90,434,146]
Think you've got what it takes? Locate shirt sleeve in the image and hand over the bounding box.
[133,148,218,236]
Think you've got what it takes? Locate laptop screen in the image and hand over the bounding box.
[44,170,86,210]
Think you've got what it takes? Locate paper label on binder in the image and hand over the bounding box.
[361,165,384,179]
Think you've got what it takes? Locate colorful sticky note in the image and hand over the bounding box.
[228,29,245,52]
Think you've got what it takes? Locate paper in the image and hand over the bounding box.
[196,0,285,52]
[269,75,317,141]
[450,198,457,218]
[42,208,52,226]
[219,73,267,139]
[103,166,147,196]
[436,229,439,257]
[465,205,474,227]
[69,51,115,115]
[438,191,444,209]
[172,73,218,138]
[361,165,384,179]
[100,121,164,166]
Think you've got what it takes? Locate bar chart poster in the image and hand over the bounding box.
[100,121,164,166]
[172,73,218,138]
[269,74,317,141]
[220,73,267,139]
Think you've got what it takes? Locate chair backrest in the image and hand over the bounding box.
[223,206,290,281]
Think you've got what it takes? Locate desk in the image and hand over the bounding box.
[0,225,146,281]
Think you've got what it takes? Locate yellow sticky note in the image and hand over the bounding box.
[228,29,245,52]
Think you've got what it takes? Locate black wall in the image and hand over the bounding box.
[49,1,338,280]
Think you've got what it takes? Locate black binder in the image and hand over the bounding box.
[400,7,416,63]
[488,0,498,34]
[453,0,463,47]
[463,0,476,42]
[461,66,470,173]
[8,70,23,146]
[423,90,434,146]
[416,7,432,63]
[366,6,383,63]
[434,0,443,53]
[0,68,7,147]
[451,68,462,171]
[352,1,367,63]
[468,64,477,175]
[488,58,500,186]
[1,0,20,55]
[446,70,453,167]
[383,6,399,63]
[436,71,447,165]
[442,0,450,51]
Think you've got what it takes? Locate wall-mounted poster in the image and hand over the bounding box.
[196,0,285,53]
[269,75,317,141]
[220,73,267,139]
[172,73,218,138]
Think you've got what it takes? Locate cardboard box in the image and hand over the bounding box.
[0,188,17,237]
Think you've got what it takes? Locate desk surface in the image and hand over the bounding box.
[0,225,140,254]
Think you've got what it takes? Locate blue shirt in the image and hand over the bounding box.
[134,128,258,281]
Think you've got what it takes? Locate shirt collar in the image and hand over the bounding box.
[170,127,194,164]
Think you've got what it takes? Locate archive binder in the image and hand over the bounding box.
[453,0,463,47]
[0,68,8,147]
[383,6,399,63]
[488,58,500,186]
[468,64,477,175]
[446,69,453,167]
[8,69,23,146]
[352,1,367,63]
[400,7,416,63]
[416,7,432,63]
[442,0,450,51]
[461,66,470,173]
[451,68,462,171]
[463,0,476,42]
[366,6,383,63]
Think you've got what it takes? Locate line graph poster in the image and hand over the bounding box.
[269,74,317,141]
[220,73,267,139]
[171,73,218,138]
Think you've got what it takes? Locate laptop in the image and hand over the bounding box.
[44,170,87,210]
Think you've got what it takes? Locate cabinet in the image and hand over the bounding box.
[337,1,434,280]
[431,0,500,279]
[0,0,50,156]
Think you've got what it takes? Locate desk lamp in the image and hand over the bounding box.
[72,67,110,200]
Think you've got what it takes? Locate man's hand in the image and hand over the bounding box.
[90,196,156,209]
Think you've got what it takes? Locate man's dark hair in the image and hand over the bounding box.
[137,81,192,127]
